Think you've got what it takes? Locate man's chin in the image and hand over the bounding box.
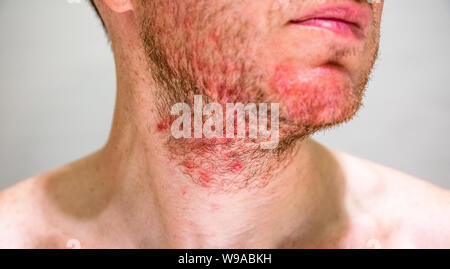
[270,64,361,123]
[277,99,361,142]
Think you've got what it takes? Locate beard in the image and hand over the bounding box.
[136,0,379,189]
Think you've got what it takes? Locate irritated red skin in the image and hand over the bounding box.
[165,61,356,189]
[166,55,355,189]
[156,120,171,133]
[156,122,169,132]
[271,64,356,125]
[156,116,179,133]
[199,170,212,186]
[229,161,243,173]
[176,143,246,188]
[183,160,198,170]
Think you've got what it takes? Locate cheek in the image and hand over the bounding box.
[271,64,359,125]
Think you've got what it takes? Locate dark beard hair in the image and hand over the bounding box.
[137,12,376,190]
[138,19,308,190]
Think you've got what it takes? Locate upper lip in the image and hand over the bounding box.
[289,3,372,33]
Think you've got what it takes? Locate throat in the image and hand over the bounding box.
[165,136,299,191]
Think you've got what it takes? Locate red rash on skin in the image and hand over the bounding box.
[156,117,178,133]
[195,60,246,102]
[229,161,243,173]
[199,170,212,186]
[183,160,198,170]
[156,121,170,132]
[271,64,356,125]
[177,145,245,187]
[209,136,233,145]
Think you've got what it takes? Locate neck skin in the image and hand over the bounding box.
[93,14,348,249]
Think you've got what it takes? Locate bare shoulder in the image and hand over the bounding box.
[0,152,106,249]
[333,149,450,248]
[0,172,58,248]
[0,176,40,248]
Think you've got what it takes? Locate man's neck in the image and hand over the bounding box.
[98,94,347,247]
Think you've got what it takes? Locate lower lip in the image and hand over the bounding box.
[290,18,362,39]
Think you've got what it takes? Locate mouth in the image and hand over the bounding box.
[288,3,372,39]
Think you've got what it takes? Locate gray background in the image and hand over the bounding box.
[0,0,449,190]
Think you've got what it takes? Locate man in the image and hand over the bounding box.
[0,0,448,249]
